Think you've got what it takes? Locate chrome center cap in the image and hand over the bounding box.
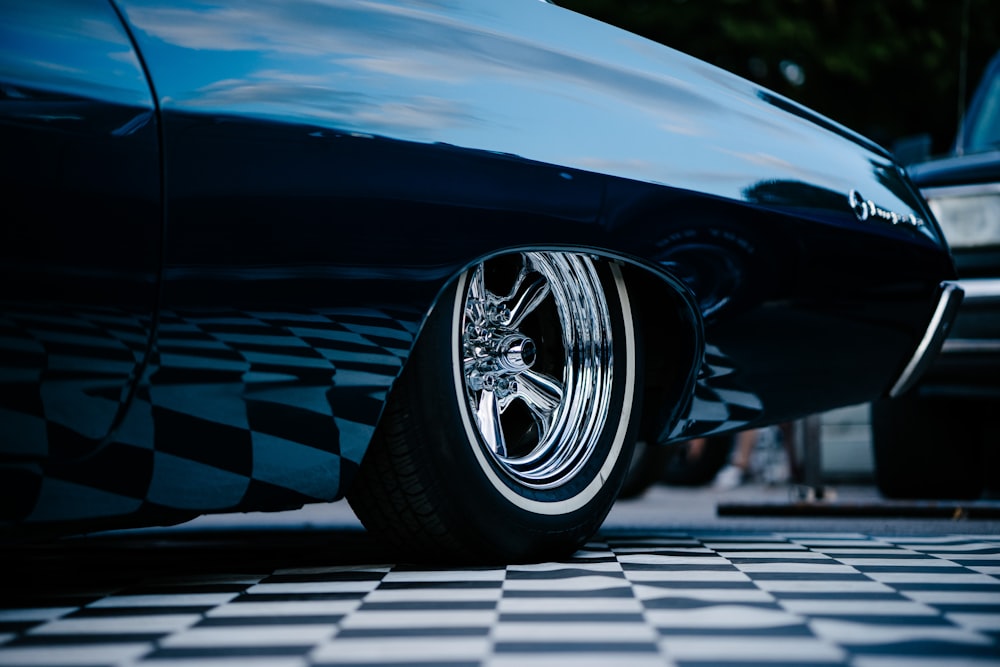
[498,335,536,373]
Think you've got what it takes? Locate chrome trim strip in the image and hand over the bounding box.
[921,182,1000,199]
[941,339,1000,354]
[952,278,1000,305]
[888,281,964,398]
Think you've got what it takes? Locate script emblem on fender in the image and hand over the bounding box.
[848,189,924,228]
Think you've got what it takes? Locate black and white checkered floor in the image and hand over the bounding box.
[2,531,998,666]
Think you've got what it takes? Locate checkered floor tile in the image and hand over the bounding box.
[1,531,998,666]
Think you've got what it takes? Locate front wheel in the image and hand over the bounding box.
[347,252,642,563]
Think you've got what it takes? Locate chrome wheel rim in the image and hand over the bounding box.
[461,252,614,490]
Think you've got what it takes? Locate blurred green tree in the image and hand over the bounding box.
[558,0,999,158]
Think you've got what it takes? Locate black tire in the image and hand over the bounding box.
[871,390,983,499]
[660,435,735,486]
[618,440,673,499]
[347,252,642,563]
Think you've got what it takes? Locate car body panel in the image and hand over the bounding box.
[0,0,957,532]
[120,0,941,238]
[0,1,160,467]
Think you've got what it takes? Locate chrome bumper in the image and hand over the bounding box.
[888,281,964,398]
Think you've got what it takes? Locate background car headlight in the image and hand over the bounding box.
[922,182,1000,248]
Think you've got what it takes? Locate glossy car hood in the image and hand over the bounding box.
[114,0,938,243]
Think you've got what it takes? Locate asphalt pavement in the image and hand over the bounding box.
[147,480,1000,538]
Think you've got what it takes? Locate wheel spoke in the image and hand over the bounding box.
[515,369,563,438]
[504,270,549,329]
[469,263,487,302]
[476,390,507,458]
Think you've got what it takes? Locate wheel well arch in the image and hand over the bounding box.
[617,261,703,444]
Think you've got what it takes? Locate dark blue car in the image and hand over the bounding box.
[0,0,959,561]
